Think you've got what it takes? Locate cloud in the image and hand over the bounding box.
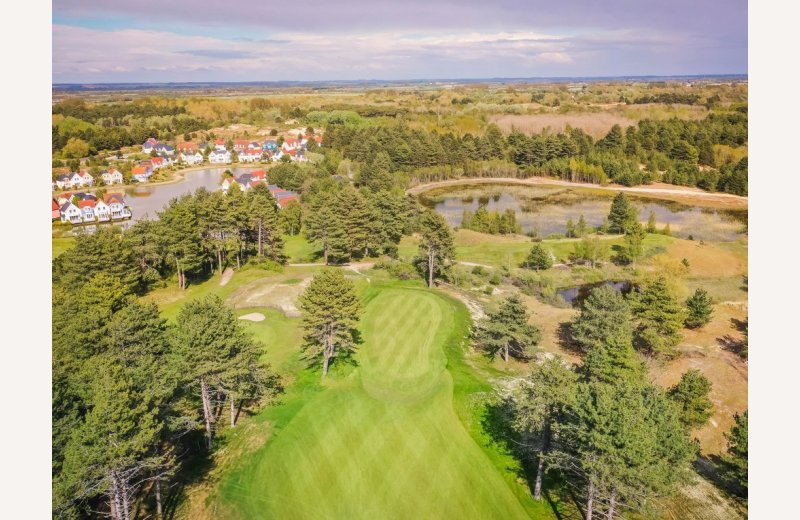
[51,1,747,82]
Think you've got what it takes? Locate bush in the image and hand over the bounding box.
[373,259,417,280]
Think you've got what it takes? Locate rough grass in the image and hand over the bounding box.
[489,112,635,139]
[211,284,551,520]
[283,234,321,263]
[52,236,76,258]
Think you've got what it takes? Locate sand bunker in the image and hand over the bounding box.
[238,312,266,322]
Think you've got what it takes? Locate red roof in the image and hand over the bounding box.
[104,193,124,204]
[78,200,96,209]
[285,138,298,144]
[278,196,299,208]
[52,199,59,211]
[178,142,196,150]
[251,169,266,179]
[215,139,225,145]
[151,157,164,165]
[132,166,147,175]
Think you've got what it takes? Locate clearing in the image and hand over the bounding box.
[212,285,545,519]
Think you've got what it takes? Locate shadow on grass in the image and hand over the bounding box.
[693,454,748,502]
[480,398,580,520]
[717,318,748,359]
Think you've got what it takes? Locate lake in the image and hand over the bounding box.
[418,183,747,242]
[556,280,633,307]
[122,167,263,222]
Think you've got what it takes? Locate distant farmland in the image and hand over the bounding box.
[490,112,636,139]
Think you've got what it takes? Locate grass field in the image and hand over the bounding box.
[52,236,76,258]
[212,284,552,519]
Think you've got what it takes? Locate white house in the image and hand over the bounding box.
[94,200,111,221]
[55,174,72,190]
[142,138,159,153]
[78,200,96,222]
[209,149,232,164]
[104,194,131,220]
[214,139,227,151]
[60,202,83,224]
[153,144,175,156]
[70,171,94,188]
[101,169,124,185]
[180,151,204,165]
[239,149,262,162]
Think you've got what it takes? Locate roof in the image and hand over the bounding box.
[57,174,70,181]
[251,169,266,178]
[104,193,124,204]
[132,166,147,174]
[60,201,75,212]
[78,200,96,209]
[52,199,59,211]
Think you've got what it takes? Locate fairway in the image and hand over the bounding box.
[218,286,530,519]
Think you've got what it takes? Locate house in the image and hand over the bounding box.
[78,200,97,222]
[150,156,166,169]
[262,139,278,152]
[222,169,268,192]
[234,139,250,152]
[52,199,60,220]
[101,168,124,185]
[248,141,261,150]
[55,174,72,190]
[93,200,111,221]
[282,138,300,151]
[70,170,94,188]
[142,138,159,153]
[104,193,131,219]
[60,202,83,224]
[180,151,204,165]
[214,139,227,151]
[177,141,197,153]
[131,166,150,183]
[220,177,238,193]
[239,148,262,162]
[154,143,175,156]
[57,192,72,205]
[209,149,232,164]
[276,193,300,208]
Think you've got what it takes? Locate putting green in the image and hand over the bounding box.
[219,286,530,519]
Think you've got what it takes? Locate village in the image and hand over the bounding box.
[51,129,314,224]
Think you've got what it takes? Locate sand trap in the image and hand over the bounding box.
[238,312,265,322]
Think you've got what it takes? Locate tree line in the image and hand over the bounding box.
[53,278,278,519]
[320,108,747,195]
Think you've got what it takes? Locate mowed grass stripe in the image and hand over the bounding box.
[217,286,530,519]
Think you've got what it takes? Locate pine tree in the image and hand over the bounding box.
[668,369,713,429]
[512,357,577,500]
[247,183,284,261]
[525,243,553,270]
[279,200,303,236]
[723,410,748,493]
[566,218,576,238]
[685,288,714,328]
[607,191,638,234]
[631,277,686,357]
[171,295,268,447]
[340,187,373,257]
[576,214,588,237]
[646,210,657,233]
[298,269,361,377]
[620,221,646,267]
[304,192,350,265]
[416,209,455,288]
[473,295,541,362]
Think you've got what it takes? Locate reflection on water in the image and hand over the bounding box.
[123,167,259,222]
[419,184,747,242]
[556,280,633,307]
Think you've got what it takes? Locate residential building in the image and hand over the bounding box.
[104,193,132,219]
[52,199,60,220]
[214,139,227,151]
[142,138,159,153]
[180,151,204,165]
[154,143,175,156]
[55,174,72,190]
[60,202,83,224]
[78,200,97,222]
[132,166,150,183]
[209,149,232,164]
[101,168,124,185]
[239,148,262,162]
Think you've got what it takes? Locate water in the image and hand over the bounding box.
[418,184,747,242]
[123,167,258,222]
[556,280,633,307]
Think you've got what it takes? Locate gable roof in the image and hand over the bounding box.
[78,200,96,209]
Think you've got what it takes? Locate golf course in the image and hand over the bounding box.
[213,284,536,519]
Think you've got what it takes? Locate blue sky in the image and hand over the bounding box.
[52,0,747,83]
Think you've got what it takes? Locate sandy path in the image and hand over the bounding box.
[407,177,748,209]
[220,267,234,286]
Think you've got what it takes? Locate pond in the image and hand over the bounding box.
[556,280,633,307]
[418,183,747,242]
[124,166,260,222]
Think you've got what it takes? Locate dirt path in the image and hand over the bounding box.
[220,267,234,286]
[407,177,748,209]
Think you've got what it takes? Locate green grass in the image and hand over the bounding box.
[213,283,554,519]
[283,234,322,263]
[52,236,76,258]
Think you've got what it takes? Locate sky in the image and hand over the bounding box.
[52,0,748,83]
